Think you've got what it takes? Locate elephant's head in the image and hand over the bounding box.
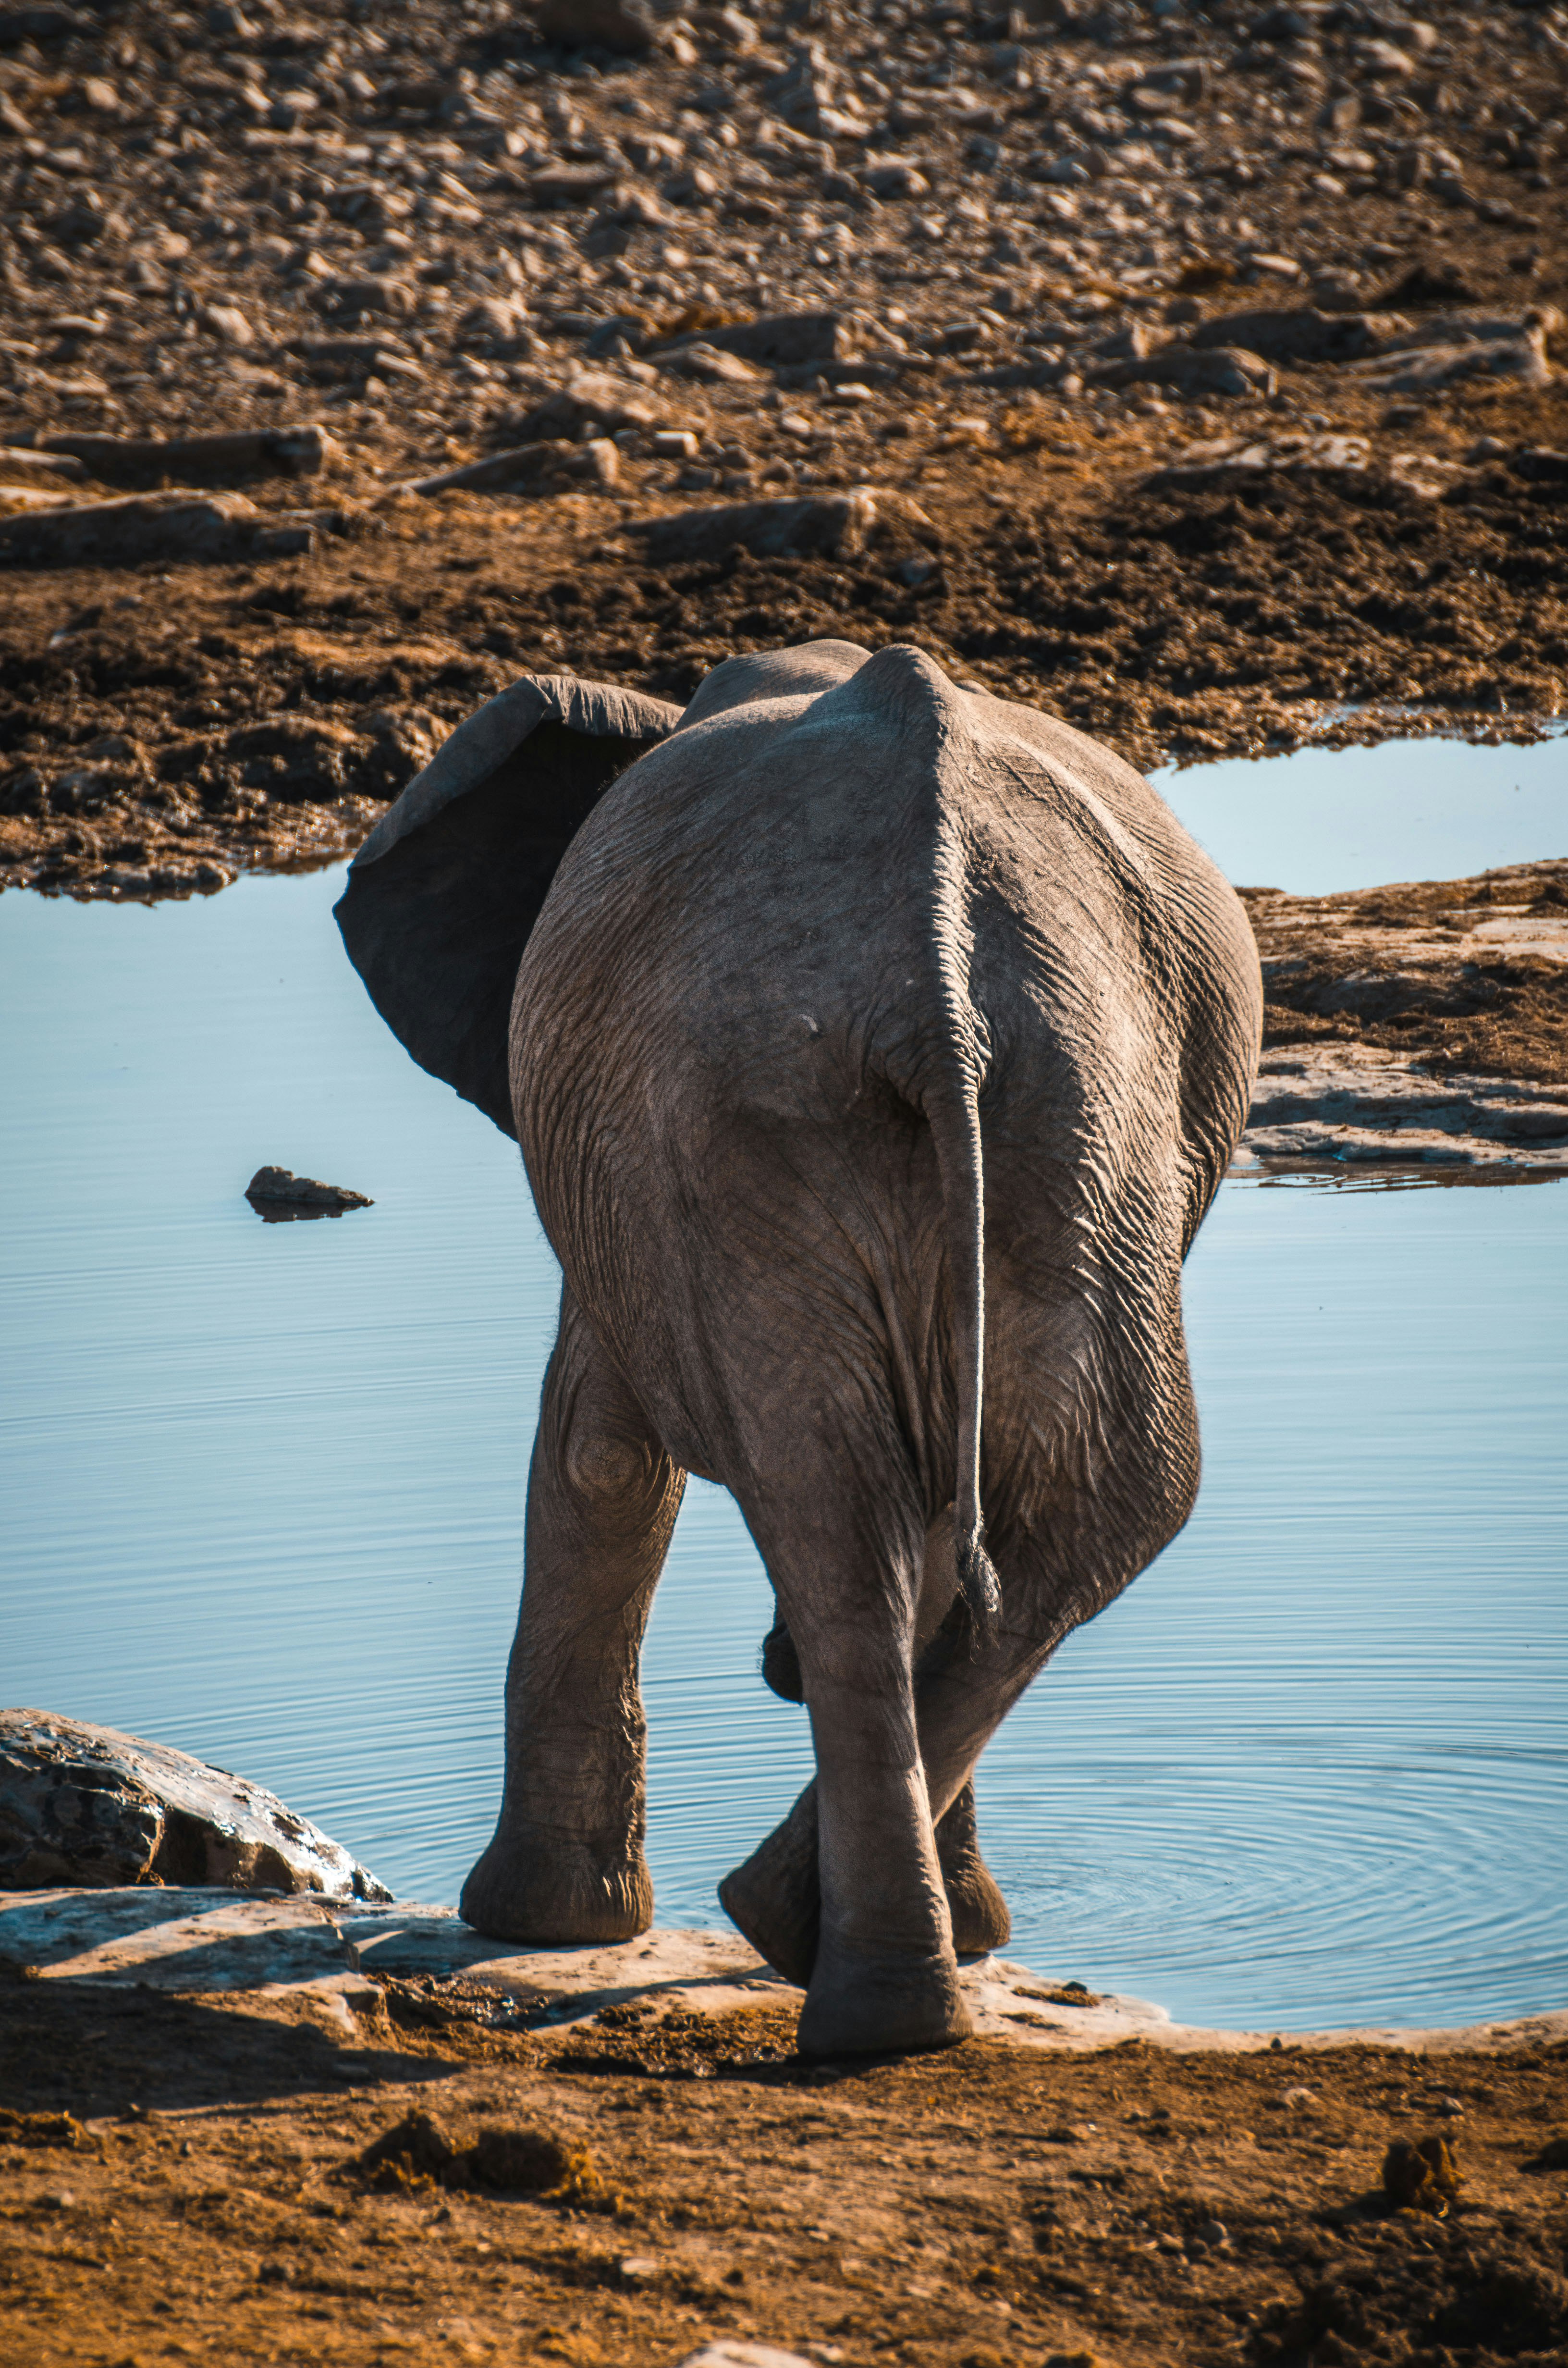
[334,672,682,1135]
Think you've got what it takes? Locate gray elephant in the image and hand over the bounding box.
[337,639,1261,2059]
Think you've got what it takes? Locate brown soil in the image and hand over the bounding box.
[3,0,1568,907]
[1244,859,1568,1090]
[4,1974,1568,2368]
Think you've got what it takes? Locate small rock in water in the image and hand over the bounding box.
[245,1166,373,1221]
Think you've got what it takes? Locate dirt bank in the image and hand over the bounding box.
[4,1955,1568,2368]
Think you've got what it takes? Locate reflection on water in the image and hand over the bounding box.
[1154,730,1567,898]
[3,863,1565,2033]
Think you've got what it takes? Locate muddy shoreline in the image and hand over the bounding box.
[4,1894,1567,2368]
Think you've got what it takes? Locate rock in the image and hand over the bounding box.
[0,447,84,484]
[245,1165,374,1216]
[1347,324,1553,393]
[0,492,313,569]
[509,371,666,440]
[39,427,338,486]
[630,485,921,565]
[288,336,420,384]
[1147,431,1372,487]
[0,484,72,516]
[1103,343,1277,398]
[309,274,417,321]
[764,41,846,139]
[533,0,657,53]
[661,340,765,385]
[861,155,930,199]
[1188,307,1395,365]
[402,440,574,496]
[0,8,87,40]
[1242,1048,1568,1172]
[1379,259,1483,308]
[1358,35,1416,78]
[673,2348,820,2368]
[0,1708,391,1899]
[200,303,254,346]
[527,163,625,208]
[674,312,849,370]
[453,296,532,356]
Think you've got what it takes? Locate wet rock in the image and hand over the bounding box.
[0,492,313,569]
[38,427,338,487]
[245,1165,373,1216]
[630,486,918,566]
[0,1708,391,1899]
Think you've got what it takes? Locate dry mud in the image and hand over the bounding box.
[4,1892,1568,2368]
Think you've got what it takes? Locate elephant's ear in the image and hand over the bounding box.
[335,674,681,1135]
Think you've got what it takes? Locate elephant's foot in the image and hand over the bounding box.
[459,1828,652,1945]
[935,1782,1011,1958]
[945,1858,1011,1957]
[717,1785,820,1986]
[797,1944,973,2060]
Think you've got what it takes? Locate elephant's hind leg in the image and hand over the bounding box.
[460,1287,685,1945]
[935,1780,1011,1956]
[720,1774,1005,1987]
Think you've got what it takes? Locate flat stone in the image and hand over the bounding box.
[0,1711,392,1899]
[673,2347,821,2368]
[630,485,917,565]
[0,491,311,569]
[1241,1048,1568,1172]
[39,427,337,485]
[1188,306,1396,364]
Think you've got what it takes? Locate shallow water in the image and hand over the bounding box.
[3,754,1566,2033]
[1152,730,1567,898]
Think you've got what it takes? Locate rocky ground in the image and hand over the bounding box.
[0,0,1565,910]
[4,1919,1568,2368]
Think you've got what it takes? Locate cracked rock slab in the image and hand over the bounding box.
[1240,1046,1568,1172]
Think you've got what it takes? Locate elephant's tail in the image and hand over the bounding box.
[928,1078,1001,1651]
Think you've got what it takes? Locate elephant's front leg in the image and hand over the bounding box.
[460,1287,685,1944]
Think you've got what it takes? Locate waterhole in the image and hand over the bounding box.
[3,746,1564,2032]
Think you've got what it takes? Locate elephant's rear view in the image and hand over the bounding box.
[338,637,1262,2058]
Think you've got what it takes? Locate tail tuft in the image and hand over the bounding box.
[956,1529,1001,1653]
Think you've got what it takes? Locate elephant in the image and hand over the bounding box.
[336,638,1262,2059]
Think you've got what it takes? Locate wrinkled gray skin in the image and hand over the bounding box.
[337,639,1261,2059]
